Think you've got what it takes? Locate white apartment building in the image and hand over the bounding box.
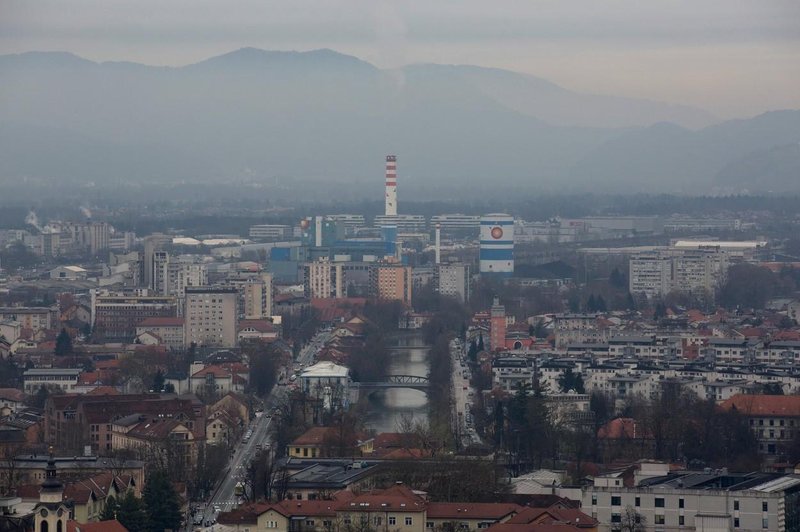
[583,471,800,532]
[435,262,470,303]
[184,286,238,348]
[629,247,729,299]
[430,214,480,233]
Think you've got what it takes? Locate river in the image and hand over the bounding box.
[362,333,430,433]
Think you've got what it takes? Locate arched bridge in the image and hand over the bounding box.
[352,375,430,392]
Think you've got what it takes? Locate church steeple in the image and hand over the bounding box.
[39,448,63,503]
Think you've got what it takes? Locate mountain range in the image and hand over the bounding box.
[1,48,798,194]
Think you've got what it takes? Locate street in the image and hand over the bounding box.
[192,330,330,529]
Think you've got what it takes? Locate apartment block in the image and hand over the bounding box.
[184,286,238,348]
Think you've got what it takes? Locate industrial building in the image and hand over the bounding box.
[479,213,514,276]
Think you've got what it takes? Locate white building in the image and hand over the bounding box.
[629,247,729,299]
[299,361,350,411]
[184,286,238,348]
[23,368,81,394]
[583,470,800,532]
[435,262,470,303]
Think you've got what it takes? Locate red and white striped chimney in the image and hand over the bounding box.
[385,155,397,216]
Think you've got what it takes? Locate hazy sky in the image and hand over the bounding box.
[2,0,799,118]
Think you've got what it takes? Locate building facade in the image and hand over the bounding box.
[184,286,239,348]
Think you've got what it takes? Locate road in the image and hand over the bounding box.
[451,338,482,448]
[192,330,331,529]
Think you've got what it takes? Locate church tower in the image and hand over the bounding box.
[33,451,71,532]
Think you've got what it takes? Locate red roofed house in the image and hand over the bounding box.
[427,502,522,530]
[720,394,800,460]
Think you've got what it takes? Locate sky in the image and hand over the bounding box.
[1,0,799,118]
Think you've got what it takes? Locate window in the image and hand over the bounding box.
[762,502,768,512]
[679,498,684,509]
[763,518,769,529]
[426,523,434,529]
[406,517,413,526]
[635,497,640,507]
[389,517,396,526]
[679,516,685,526]
[734,500,739,511]
[654,515,665,525]
[343,515,351,525]
[374,517,382,526]
[611,514,621,523]
[305,520,314,526]
[655,497,665,508]
[734,518,740,528]
[591,494,597,505]
[611,496,621,506]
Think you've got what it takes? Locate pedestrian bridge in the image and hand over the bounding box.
[352,375,430,392]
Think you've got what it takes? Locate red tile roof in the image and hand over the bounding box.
[597,418,651,440]
[720,394,800,417]
[426,502,521,520]
[67,519,128,532]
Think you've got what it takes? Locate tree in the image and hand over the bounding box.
[719,263,779,309]
[596,295,607,312]
[54,328,73,357]
[613,506,646,532]
[111,491,148,532]
[477,333,485,352]
[151,370,165,393]
[587,294,597,312]
[143,470,183,532]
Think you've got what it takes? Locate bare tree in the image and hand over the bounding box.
[612,506,646,532]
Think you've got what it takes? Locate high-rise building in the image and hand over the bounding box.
[369,259,412,304]
[151,251,208,297]
[384,155,397,217]
[143,233,171,289]
[629,247,729,299]
[241,273,273,319]
[304,258,344,299]
[184,286,238,348]
[479,214,514,276]
[435,262,471,303]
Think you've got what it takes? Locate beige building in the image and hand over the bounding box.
[304,258,344,299]
[184,286,238,348]
[369,260,412,304]
[135,317,185,351]
[242,273,274,319]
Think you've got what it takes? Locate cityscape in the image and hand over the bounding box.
[2,2,800,532]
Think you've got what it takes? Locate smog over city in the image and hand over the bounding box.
[1,2,800,531]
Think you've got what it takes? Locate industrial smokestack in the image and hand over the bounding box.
[385,155,397,216]
[435,223,441,264]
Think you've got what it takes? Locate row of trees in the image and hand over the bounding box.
[486,380,768,482]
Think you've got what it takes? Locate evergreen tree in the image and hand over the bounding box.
[54,328,73,357]
[574,373,586,394]
[587,294,597,312]
[467,340,478,363]
[143,470,182,532]
[115,491,148,532]
[596,295,607,312]
[151,370,165,393]
[626,292,636,310]
[477,333,485,352]
[100,495,118,521]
